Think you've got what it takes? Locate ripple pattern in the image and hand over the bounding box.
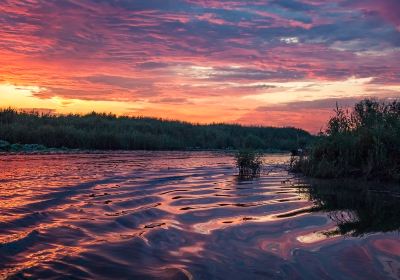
[0,152,399,279]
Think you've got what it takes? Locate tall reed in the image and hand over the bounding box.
[235,149,263,178]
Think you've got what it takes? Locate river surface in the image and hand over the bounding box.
[0,152,399,279]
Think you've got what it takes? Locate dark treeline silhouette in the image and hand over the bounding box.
[291,99,400,181]
[0,108,312,151]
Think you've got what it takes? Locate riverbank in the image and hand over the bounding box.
[0,140,75,154]
[0,139,293,155]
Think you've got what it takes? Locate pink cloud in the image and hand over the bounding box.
[348,0,400,30]
[0,0,399,131]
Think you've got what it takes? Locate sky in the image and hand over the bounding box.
[0,0,400,132]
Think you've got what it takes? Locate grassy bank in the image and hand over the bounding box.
[0,108,312,151]
[291,99,400,181]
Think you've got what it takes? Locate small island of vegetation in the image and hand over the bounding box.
[235,149,263,178]
[291,99,400,182]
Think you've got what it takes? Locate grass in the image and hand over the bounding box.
[291,99,400,181]
[235,149,263,178]
[0,108,313,151]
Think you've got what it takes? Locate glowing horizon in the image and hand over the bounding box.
[1,0,399,132]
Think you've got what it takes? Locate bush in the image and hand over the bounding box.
[292,99,400,181]
[235,149,263,178]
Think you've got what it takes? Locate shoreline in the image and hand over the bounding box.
[0,149,291,155]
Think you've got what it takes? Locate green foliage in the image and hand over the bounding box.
[292,99,400,181]
[0,108,313,151]
[235,149,263,178]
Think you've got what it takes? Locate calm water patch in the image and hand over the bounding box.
[0,152,399,279]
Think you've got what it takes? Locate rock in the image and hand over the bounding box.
[0,141,50,153]
[22,144,47,151]
[0,140,10,151]
[10,143,23,151]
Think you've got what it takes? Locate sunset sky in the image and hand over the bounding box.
[1,0,400,132]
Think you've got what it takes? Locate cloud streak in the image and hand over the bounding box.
[0,0,399,132]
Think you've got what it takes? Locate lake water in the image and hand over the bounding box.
[0,152,399,279]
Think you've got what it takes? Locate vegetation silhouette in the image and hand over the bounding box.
[235,149,263,178]
[0,108,312,151]
[298,179,400,236]
[291,99,400,181]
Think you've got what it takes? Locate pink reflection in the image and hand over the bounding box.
[1,152,399,279]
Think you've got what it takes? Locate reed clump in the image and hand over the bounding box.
[291,99,400,181]
[235,149,263,178]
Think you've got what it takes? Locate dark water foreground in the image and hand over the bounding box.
[0,152,399,280]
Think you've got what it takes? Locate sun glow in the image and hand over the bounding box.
[0,83,143,115]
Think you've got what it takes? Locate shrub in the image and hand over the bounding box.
[235,149,263,178]
[292,99,400,181]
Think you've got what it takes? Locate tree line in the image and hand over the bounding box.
[0,108,312,151]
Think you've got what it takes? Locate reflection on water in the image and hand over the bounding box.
[0,152,399,279]
[298,179,400,237]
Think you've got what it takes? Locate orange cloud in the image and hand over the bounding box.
[0,0,399,132]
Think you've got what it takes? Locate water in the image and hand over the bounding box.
[0,152,399,279]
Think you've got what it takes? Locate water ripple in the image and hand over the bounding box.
[0,152,399,279]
